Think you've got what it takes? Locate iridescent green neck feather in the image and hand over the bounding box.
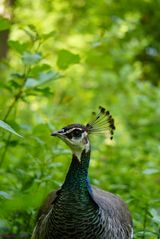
[62,147,92,194]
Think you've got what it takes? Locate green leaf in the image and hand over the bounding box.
[28,24,38,33]
[23,24,39,41]
[8,40,28,54]
[25,71,61,88]
[34,87,53,96]
[30,64,51,76]
[57,49,80,70]
[0,191,11,199]
[39,71,60,82]
[150,208,160,224]
[11,72,24,79]
[21,52,42,65]
[0,18,10,31]
[0,120,23,137]
[24,78,38,88]
[143,168,159,175]
[42,30,55,40]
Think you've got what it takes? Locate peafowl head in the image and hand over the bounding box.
[51,106,115,160]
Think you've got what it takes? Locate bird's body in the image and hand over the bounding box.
[31,107,133,239]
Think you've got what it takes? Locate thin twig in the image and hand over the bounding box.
[0,133,12,166]
[157,227,160,239]
[3,90,23,121]
[3,66,29,121]
[0,66,30,166]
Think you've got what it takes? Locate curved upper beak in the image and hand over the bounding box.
[51,131,58,136]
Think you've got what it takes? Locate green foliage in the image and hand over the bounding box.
[8,40,28,54]
[0,0,160,239]
[0,18,11,31]
[0,120,22,137]
[57,49,80,70]
[21,52,42,66]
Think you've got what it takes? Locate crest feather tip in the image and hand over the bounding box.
[86,106,116,139]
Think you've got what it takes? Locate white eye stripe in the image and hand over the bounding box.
[64,128,83,134]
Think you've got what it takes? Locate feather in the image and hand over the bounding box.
[86,106,115,139]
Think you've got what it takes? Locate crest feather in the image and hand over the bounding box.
[86,106,116,140]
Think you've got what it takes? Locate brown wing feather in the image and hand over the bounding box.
[31,190,60,239]
[92,186,132,226]
[36,189,59,222]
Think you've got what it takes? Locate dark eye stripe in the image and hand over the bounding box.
[65,128,83,139]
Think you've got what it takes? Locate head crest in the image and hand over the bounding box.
[86,106,116,140]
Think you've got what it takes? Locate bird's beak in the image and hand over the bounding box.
[51,129,64,137]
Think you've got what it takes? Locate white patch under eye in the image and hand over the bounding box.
[82,132,90,153]
[70,131,90,160]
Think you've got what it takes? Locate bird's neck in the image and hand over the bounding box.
[62,147,92,194]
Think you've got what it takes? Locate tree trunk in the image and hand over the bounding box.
[0,0,16,60]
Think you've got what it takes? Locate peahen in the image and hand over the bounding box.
[31,106,133,239]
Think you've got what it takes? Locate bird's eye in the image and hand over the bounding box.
[72,129,82,138]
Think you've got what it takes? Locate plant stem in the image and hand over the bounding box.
[0,133,12,166]
[3,66,29,121]
[0,66,29,166]
[3,89,23,121]
[157,228,160,239]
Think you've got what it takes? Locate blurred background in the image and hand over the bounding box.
[0,0,160,238]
